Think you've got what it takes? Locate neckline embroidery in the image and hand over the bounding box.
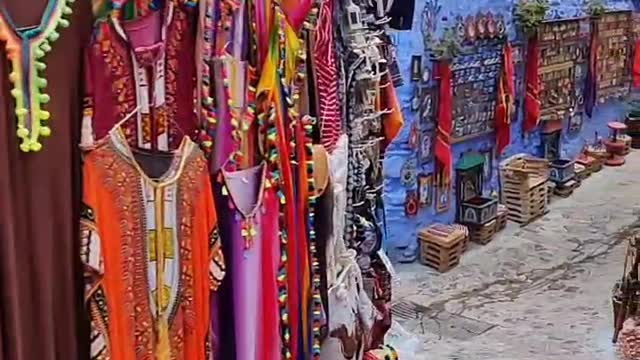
[0,0,75,152]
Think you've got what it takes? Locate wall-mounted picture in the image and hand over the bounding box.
[400,158,418,187]
[405,190,419,217]
[411,55,423,82]
[420,88,435,129]
[435,169,450,213]
[409,123,419,149]
[480,147,493,182]
[411,86,421,111]
[419,131,433,164]
[418,173,433,207]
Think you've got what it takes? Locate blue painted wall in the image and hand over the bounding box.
[382,0,634,256]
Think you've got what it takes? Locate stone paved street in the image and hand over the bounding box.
[389,151,640,360]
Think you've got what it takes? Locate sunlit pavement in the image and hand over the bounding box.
[389,151,640,360]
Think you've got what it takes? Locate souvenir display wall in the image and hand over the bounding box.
[537,18,590,123]
[0,0,408,359]
[384,0,640,270]
[450,13,507,142]
[596,11,633,102]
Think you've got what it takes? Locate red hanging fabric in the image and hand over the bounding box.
[495,43,514,156]
[633,39,640,88]
[434,60,453,182]
[523,37,541,133]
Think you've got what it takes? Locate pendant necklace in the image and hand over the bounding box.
[0,0,75,152]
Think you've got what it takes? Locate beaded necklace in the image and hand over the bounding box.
[0,0,75,152]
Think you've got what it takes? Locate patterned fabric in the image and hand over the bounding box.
[212,164,282,360]
[313,0,342,153]
[82,1,199,151]
[81,129,224,360]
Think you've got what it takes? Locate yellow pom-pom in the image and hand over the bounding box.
[30,141,43,152]
[16,127,29,138]
[39,126,51,137]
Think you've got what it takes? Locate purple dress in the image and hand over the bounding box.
[212,163,282,360]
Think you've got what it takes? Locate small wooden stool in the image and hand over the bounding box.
[418,224,467,273]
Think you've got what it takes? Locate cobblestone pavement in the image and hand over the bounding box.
[390,151,640,360]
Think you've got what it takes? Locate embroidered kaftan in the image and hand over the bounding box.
[212,163,282,360]
[82,1,198,151]
[81,130,225,360]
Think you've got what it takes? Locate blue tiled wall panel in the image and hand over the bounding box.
[382,0,634,253]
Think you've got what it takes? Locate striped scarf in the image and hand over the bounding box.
[313,0,341,153]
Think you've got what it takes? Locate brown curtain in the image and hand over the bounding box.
[0,1,92,359]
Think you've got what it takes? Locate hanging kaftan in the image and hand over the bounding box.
[0,1,92,359]
[81,129,225,360]
[212,163,282,360]
[82,1,198,151]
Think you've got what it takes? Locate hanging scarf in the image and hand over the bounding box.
[633,39,640,88]
[314,0,342,152]
[381,72,404,149]
[495,42,514,156]
[523,36,541,132]
[281,0,313,32]
[434,60,453,182]
[584,19,598,117]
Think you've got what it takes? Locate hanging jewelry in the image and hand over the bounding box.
[0,0,76,152]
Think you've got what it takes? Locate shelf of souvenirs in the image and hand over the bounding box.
[539,18,589,46]
[598,11,632,27]
[597,84,631,102]
[597,73,630,88]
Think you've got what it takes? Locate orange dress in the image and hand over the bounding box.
[80,129,225,360]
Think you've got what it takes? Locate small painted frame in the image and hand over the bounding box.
[405,190,419,217]
[418,173,433,207]
[400,158,418,187]
[419,131,433,164]
[419,88,436,129]
[411,55,423,82]
[480,146,493,182]
[435,169,450,213]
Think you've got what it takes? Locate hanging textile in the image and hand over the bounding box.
[584,20,598,118]
[0,1,91,359]
[634,39,640,88]
[80,129,225,360]
[313,0,341,153]
[81,1,200,151]
[381,72,404,148]
[523,36,541,132]
[212,163,281,360]
[387,0,415,31]
[434,60,453,182]
[495,42,514,156]
[0,0,76,152]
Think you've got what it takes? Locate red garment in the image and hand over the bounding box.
[524,37,541,133]
[313,0,342,153]
[495,43,514,156]
[83,2,198,150]
[633,40,640,88]
[435,60,453,181]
